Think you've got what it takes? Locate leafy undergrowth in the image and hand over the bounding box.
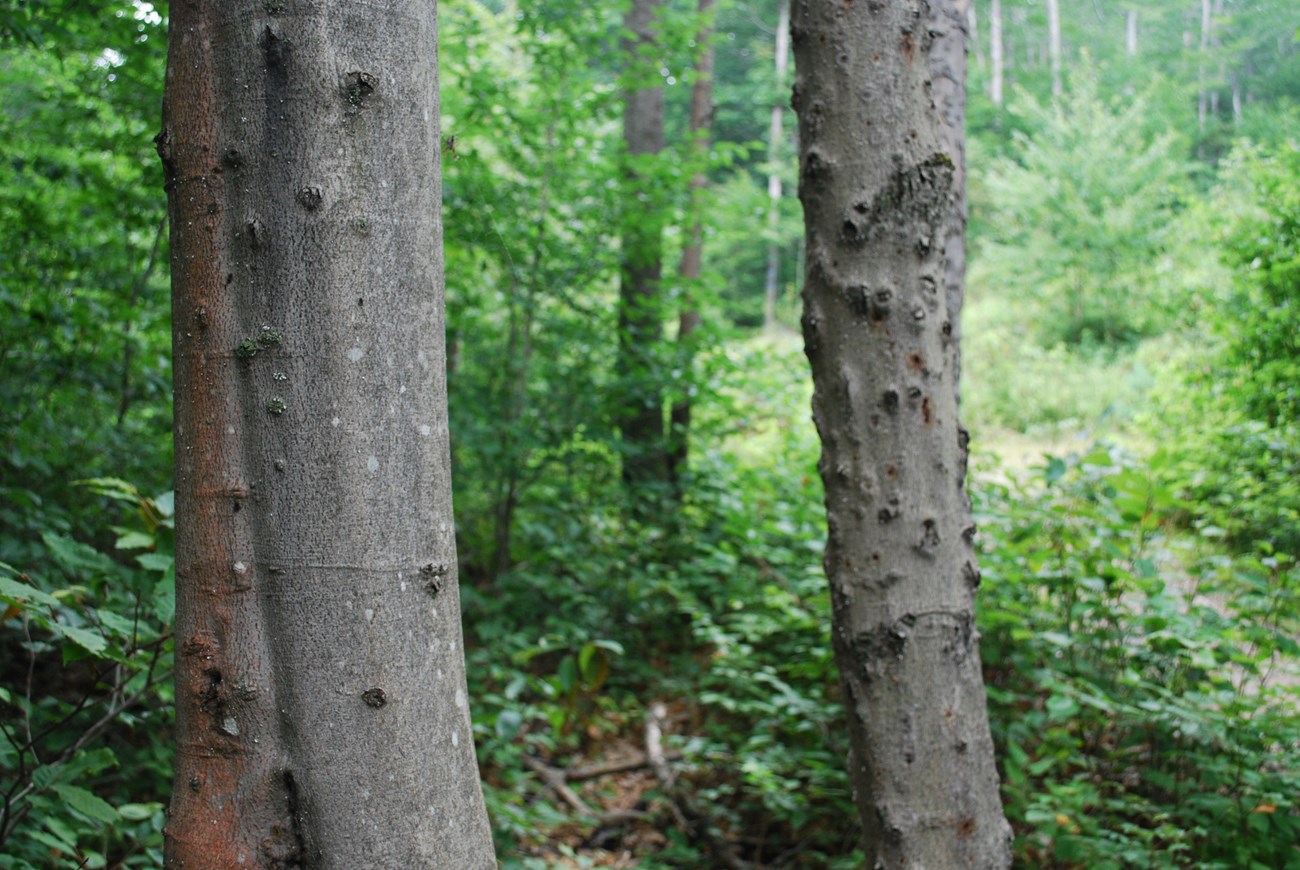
[459,341,1300,869]
[2,362,1297,869]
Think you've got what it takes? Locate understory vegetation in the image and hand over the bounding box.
[2,1,1298,868]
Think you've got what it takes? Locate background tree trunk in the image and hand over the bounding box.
[763,0,791,334]
[670,0,716,485]
[1047,0,1063,100]
[619,0,669,491]
[790,0,1013,866]
[160,3,496,866]
[990,0,1005,107]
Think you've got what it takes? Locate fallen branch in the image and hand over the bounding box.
[522,755,647,826]
[644,702,754,870]
[568,751,681,782]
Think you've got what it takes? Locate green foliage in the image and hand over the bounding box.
[0,480,174,869]
[1153,145,1300,553]
[972,71,1193,347]
[977,446,1300,869]
[3,0,1299,866]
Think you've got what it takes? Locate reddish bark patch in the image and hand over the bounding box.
[907,352,925,372]
[957,817,977,837]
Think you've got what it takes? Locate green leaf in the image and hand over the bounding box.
[135,552,173,573]
[152,568,175,623]
[57,623,108,656]
[114,530,154,551]
[495,709,523,740]
[117,802,162,821]
[52,783,119,823]
[0,574,59,608]
[42,532,116,577]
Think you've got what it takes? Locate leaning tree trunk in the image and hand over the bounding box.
[791,1,1012,866]
[159,3,495,866]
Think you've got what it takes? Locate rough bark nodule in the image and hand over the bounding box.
[791,1,1013,866]
[161,3,495,866]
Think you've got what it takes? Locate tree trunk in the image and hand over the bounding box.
[1126,7,1139,56]
[790,1,1012,866]
[1046,0,1062,100]
[763,0,791,333]
[1198,0,1211,132]
[670,0,715,484]
[967,0,985,72]
[619,0,668,491]
[159,3,495,866]
[990,0,1004,107]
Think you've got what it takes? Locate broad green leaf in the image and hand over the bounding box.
[52,783,119,823]
[57,623,108,656]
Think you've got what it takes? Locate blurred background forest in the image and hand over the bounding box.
[1,0,1299,867]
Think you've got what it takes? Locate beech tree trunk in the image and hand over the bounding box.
[1126,7,1139,56]
[159,3,495,866]
[790,1,1012,866]
[619,0,669,490]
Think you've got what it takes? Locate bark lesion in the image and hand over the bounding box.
[261,769,307,869]
[849,609,976,683]
[839,153,956,250]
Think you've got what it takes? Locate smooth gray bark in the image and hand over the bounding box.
[1126,8,1139,56]
[791,1,1012,866]
[160,2,495,866]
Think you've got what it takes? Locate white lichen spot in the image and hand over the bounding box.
[225,425,236,435]
[400,580,408,592]
[364,608,375,623]
[233,561,248,574]
[431,605,438,618]
[331,416,341,428]
[418,424,432,437]
[454,689,466,709]
[436,668,444,679]
[399,384,407,394]
[367,455,380,473]
[221,716,240,736]
[452,730,459,747]
[347,347,365,362]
